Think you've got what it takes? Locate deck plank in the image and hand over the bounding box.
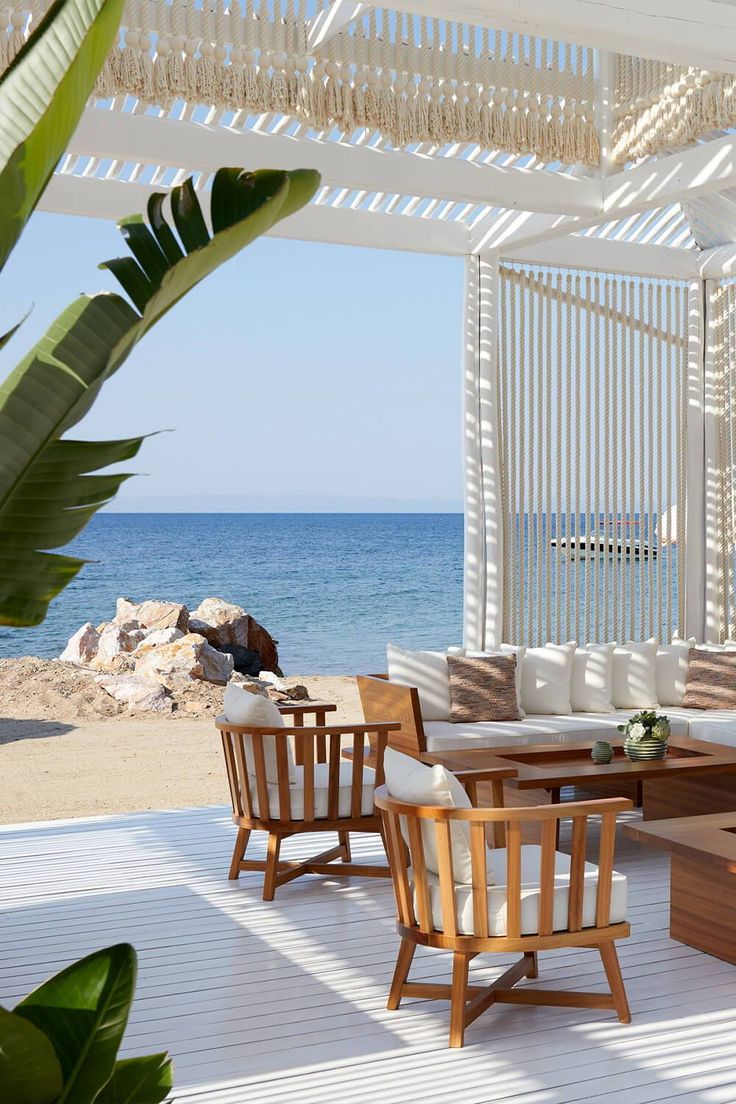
[2,805,736,1103]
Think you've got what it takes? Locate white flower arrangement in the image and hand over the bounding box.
[617,711,670,743]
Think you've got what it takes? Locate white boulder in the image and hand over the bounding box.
[114,598,189,632]
[135,632,234,687]
[95,674,173,714]
[90,625,144,670]
[60,623,100,665]
[135,627,184,651]
[189,597,249,648]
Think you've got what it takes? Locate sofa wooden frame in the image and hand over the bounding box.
[375,785,632,1047]
[216,715,400,899]
[358,674,426,757]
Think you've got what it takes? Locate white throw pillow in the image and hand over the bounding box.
[383,747,476,884]
[518,643,576,715]
[499,644,527,717]
[223,681,293,783]
[610,641,659,710]
[387,643,455,721]
[656,638,696,706]
[571,643,614,713]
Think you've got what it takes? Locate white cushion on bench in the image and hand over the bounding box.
[248,762,376,820]
[423,709,697,752]
[687,712,736,746]
[421,844,627,936]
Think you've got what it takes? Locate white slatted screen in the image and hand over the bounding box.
[709,278,736,640]
[498,263,688,646]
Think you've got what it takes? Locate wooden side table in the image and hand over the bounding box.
[624,812,736,964]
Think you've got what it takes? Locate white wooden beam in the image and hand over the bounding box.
[503,233,701,279]
[603,136,736,217]
[39,172,471,255]
[307,1,367,49]
[470,210,586,253]
[67,108,603,216]
[387,0,736,73]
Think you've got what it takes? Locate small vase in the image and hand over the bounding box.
[624,736,667,762]
[591,740,614,764]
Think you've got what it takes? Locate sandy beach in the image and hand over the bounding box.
[0,671,362,824]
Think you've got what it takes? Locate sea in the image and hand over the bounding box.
[0,514,464,674]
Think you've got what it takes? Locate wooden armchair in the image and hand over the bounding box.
[216,716,400,900]
[375,786,632,1047]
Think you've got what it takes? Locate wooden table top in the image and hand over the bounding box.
[624,811,736,870]
[423,737,736,790]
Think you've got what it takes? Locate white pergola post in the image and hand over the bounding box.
[685,278,707,641]
[703,279,724,641]
[462,254,504,650]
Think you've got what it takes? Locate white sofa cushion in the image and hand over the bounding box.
[423,708,696,752]
[656,638,696,706]
[571,644,614,713]
[421,844,627,936]
[387,643,454,721]
[223,681,293,783]
[517,643,576,715]
[687,712,736,746]
[248,762,375,819]
[610,641,659,709]
[384,747,475,883]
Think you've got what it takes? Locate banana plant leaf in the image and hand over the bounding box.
[94,1053,173,1103]
[0,166,319,626]
[13,944,137,1104]
[0,0,125,274]
[0,1006,64,1104]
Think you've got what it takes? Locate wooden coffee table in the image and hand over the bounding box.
[423,737,736,823]
[624,813,736,964]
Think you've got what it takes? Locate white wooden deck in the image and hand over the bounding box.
[3,805,736,1104]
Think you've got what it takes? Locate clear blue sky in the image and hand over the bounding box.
[1,211,465,511]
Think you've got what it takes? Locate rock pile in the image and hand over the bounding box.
[59,597,284,715]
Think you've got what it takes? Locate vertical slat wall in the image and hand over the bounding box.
[709,279,736,640]
[498,263,688,645]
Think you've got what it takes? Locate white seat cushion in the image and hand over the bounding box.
[423,709,696,752]
[687,711,736,746]
[248,762,376,820]
[421,845,627,936]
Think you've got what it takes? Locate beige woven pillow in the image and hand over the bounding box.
[447,654,521,723]
[683,648,736,710]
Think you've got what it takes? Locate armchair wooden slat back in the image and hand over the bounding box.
[375,786,633,1046]
[216,716,399,900]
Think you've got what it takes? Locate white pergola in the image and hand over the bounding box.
[18,0,736,650]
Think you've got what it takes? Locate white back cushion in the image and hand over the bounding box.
[383,748,475,884]
[387,644,454,721]
[656,638,696,706]
[223,681,293,783]
[518,643,576,715]
[610,641,659,709]
[499,645,527,716]
[571,644,614,713]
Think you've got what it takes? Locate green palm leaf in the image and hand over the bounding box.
[0,166,319,626]
[95,1053,173,1103]
[0,1006,64,1104]
[14,944,137,1104]
[0,0,125,273]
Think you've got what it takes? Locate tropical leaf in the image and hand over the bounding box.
[0,166,320,626]
[14,944,136,1104]
[95,1053,173,1104]
[0,306,31,353]
[0,1006,64,1104]
[0,0,125,273]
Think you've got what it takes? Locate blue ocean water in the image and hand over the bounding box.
[0,514,464,674]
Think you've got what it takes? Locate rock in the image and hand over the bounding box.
[284,683,310,701]
[90,626,144,670]
[60,623,100,665]
[135,627,184,651]
[114,598,189,632]
[135,633,234,687]
[95,674,173,714]
[220,644,262,676]
[230,673,271,695]
[189,597,280,673]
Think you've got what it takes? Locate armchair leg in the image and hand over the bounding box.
[388,938,416,1011]
[449,952,470,1048]
[338,830,352,861]
[228,828,250,880]
[599,941,631,1024]
[263,832,282,901]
